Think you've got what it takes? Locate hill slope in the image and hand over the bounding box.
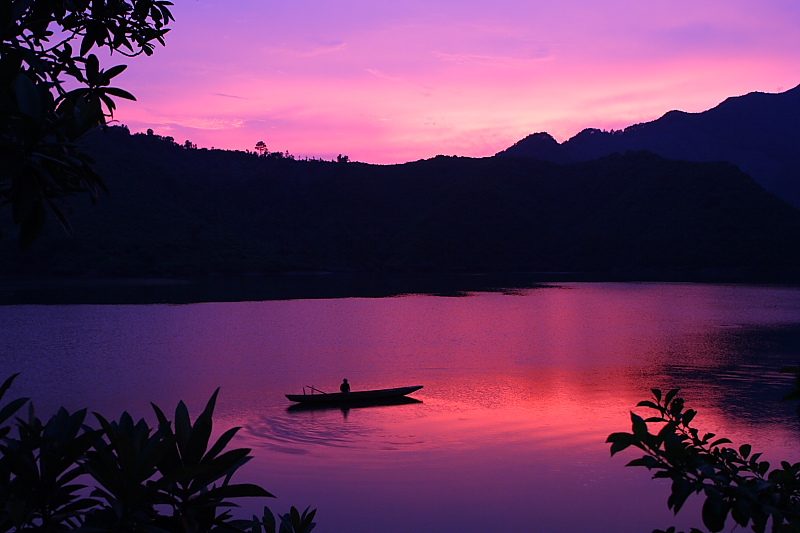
[497,85,800,208]
[1,127,799,281]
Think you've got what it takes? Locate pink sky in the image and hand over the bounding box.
[112,0,800,164]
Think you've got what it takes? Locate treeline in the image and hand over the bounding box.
[2,126,800,281]
[138,127,348,163]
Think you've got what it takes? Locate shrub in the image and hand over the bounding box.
[608,368,800,533]
[0,374,315,533]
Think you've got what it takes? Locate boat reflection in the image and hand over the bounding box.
[287,396,423,414]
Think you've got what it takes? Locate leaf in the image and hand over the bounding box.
[0,374,21,401]
[651,388,663,402]
[731,497,753,527]
[192,447,251,486]
[85,54,101,83]
[709,438,732,448]
[279,514,293,533]
[631,412,648,439]
[701,495,729,533]
[249,517,264,533]
[100,93,117,113]
[151,401,170,426]
[184,389,220,465]
[626,456,660,469]
[174,399,191,453]
[104,64,128,80]
[667,477,695,513]
[261,506,278,533]
[103,87,137,100]
[298,507,317,532]
[607,432,635,456]
[80,34,96,58]
[0,396,28,425]
[13,74,42,120]
[205,426,240,461]
[664,389,680,407]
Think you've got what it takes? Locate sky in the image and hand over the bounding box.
[112,0,800,164]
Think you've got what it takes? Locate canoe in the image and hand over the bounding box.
[287,396,422,412]
[286,385,423,404]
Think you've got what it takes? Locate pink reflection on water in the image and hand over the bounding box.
[237,379,692,532]
[237,365,799,533]
[3,283,800,532]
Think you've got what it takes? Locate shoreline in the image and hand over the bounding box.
[2,270,799,305]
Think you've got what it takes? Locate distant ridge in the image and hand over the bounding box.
[497,84,800,208]
[2,127,800,282]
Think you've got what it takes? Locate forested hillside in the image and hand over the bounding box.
[1,126,799,281]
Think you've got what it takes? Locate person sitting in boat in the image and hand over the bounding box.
[340,379,351,393]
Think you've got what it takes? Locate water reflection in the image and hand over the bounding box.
[286,396,423,414]
[237,377,706,533]
[249,401,426,454]
[2,283,800,533]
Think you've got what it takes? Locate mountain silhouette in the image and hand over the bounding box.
[497,84,800,208]
[2,126,800,282]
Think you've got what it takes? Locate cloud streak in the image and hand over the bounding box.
[213,93,249,100]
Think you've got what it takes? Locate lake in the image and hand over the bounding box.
[2,281,800,532]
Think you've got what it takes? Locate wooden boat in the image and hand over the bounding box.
[287,396,422,412]
[286,385,423,404]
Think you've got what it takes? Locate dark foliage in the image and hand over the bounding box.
[0,128,800,279]
[2,126,799,281]
[0,0,173,249]
[0,374,316,533]
[608,373,800,533]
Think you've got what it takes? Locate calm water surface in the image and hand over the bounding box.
[2,282,800,532]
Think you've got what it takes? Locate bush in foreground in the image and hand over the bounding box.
[608,367,800,533]
[0,374,315,532]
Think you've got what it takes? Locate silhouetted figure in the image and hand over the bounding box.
[340,379,350,393]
